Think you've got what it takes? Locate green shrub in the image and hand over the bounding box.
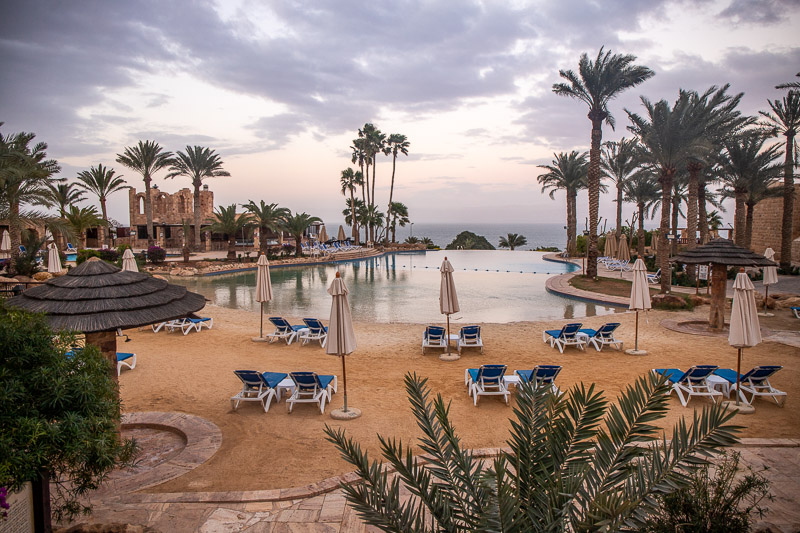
[76,249,101,264]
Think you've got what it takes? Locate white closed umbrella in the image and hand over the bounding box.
[327,271,359,418]
[761,248,778,315]
[121,248,138,272]
[0,230,9,259]
[439,257,460,360]
[617,234,630,262]
[319,225,329,243]
[626,258,651,355]
[47,243,62,274]
[604,232,617,258]
[254,254,273,339]
[729,271,762,406]
[337,225,346,242]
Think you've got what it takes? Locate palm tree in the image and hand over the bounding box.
[537,151,589,257]
[242,200,289,256]
[342,197,365,243]
[759,91,800,269]
[776,72,800,90]
[75,164,127,247]
[498,233,528,250]
[622,172,660,256]
[351,138,369,211]
[384,133,410,244]
[707,209,724,232]
[207,204,251,260]
[42,182,86,250]
[0,125,60,272]
[357,124,387,242]
[717,133,783,247]
[64,205,106,248]
[553,47,654,276]
[361,204,384,244]
[166,146,230,250]
[600,137,643,239]
[116,140,174,247]
[340,168,363,243]
[280,212,322,257]
[627,91,709,293]
[386,201,410,244]
[325,372,738,532]
[420,237,434,248]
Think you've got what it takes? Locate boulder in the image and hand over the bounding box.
[775,296,800,309]
[32,272,54,281]
[13,275,33,283]
[687,294,709,306]
[169,268,182,276]
[652,293,687,309]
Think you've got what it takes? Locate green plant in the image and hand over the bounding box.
[325,372,739,532]
[13,233,47,277]
[76,249,101,264]
[643,451,771,533]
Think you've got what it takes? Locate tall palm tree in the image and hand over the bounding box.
[600,137,643,239]
[358,124,386,242]
[498,233,528,250]
[116,140,174,247]
[384,133,410,244]
[75,164,127,247]
[717,133,783,247]
[42,182,86,250]
[759,91,800,269]
[386,201,409,244]
[340,168,363,243]
[351,139,369,211]
[65,205,106,248]
[537,151,590,257]
[622,172,660,256]
[280,212,322,257]
[626,90,709,293]
[361,204,384,244]
[553,47,654,276]
[242,200,290,256]
[207,204,251,260]
[0,126,60,271]
[166,146,230,250]
[342,197,365,243]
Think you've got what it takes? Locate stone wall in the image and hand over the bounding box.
[129,187,214,226]
[749,184,800,264]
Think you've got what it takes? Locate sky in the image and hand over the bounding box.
[1,0,799,232]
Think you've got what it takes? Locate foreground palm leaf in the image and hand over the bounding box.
[325,372,740,532]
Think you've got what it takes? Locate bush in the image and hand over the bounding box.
[98,249,120,263]
[146,245,166,263]
[643,451,771,533]
[76,249,101,264]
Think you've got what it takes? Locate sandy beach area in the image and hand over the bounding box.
[118,304,800,493]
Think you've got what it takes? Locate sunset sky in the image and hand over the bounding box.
[1,0,798,230]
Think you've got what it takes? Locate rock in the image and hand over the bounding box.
[177,268,197,277]
[0,275,18,283]
[32,272,54,281]
[169,268,181,276]
[775,296,800,309]
[652,293,687,309]
[13,275,33,283]
[687,294,709,306]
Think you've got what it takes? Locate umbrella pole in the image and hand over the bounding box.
[446,314,451,356]
[341,355,348,412]
[735,347,742,406]
[634,310,639,352]
[764,285,769,310]
[260,302,264,338]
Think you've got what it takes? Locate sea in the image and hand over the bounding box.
[392,222,566,251]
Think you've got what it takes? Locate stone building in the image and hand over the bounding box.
[126,185,215,249]
[749,184,800,265]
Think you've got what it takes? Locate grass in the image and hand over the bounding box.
[569,275,659,298]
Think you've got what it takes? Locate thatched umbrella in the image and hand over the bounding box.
[7,257,205,380]
[672,238,776,330]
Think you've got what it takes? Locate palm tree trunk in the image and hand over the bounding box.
[780,131,795,270]
[385,153,397,245]
[734,189,746,247]
[670,193,680,257]
[658,170,674,294]
[615,185,623,239]
[227,235,236,260]
[567,190,577,257]
[294,234,302,257]
[745,201,755,249]
[686,165,700,283]
[144,175,155,248]
[192,181,202,250]
[586,115,604,278]
[100,197,109,247]
[364,161,371,210]
[9,201,21,273]
[350,189,358,244]
[698,182,709,244]
[259,225,268,255]
[637,203,646,257]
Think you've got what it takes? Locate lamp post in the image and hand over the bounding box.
[582,230,589,276]
[666,232,676,292]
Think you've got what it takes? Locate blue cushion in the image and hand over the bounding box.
[516,369,534,382]
[261,372,289,388]
[579,328,597,337]
[317,374,335,389]
[116,352,134,362]
[189,317,210,323]
[655,368,683,383]
[291,325,307,331]
[467,368,480,382]
[544,329,562,338]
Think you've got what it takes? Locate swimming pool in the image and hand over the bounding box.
[168,250,620,323]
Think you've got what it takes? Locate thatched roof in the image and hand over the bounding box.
[7,257,206,333]
[672,238,777,267]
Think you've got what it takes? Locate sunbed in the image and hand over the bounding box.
[267,317,308,345]
[457,325,483,354]
[286,371,337,414]
[646,269,661,284]
[654,365,721,407]
[65,242,78,253]
[515,365,562,393]
[465,364,509,406]
[422,325,447,354]
[579,323,622,351]
[299,318,328,346]
[187,316,213,333]
[792,306,799,319]
[230,370,287,413]
[116,352,136,376]
[542,323,585,353]
[714,366,786,406]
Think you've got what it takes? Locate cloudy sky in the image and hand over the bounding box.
[1,0,798,230]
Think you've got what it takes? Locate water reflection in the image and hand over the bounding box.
[170,251,619,323]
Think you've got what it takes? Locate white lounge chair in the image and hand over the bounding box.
[654,366,722,407]
[465,365,509,406]
[579,323,623,351]
[646,268,661,284]
[286,372,337,414]
[116,352,136,376]
[714,366,787,406]
[231,370,287,413]
[187,317,213,333]
[422,325,447,354]
[267,317,307,345]
[457,325,483,354]
[543,323,586,353]
[299,318,328,347]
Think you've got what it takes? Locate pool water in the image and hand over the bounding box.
[168,250,620,324]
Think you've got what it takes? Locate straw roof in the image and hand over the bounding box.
[672,238,777,267]
[7,257,206,333]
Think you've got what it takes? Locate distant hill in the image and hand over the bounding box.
[445,231,496,250]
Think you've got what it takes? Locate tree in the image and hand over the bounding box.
[116,140,174,247]
[75,164,127,247]
[384,133,410,244]
[166,145,230,250]
[340,168,364,243]
[65,205,107,248]
[759,91,800,269]
[207,204,251,260]
[358,124,387,242]
[387,201,410,244]
[343,197,365,244]
[776,72,800,90]
[361,204,385,244]
[601,137,643,238]
[717,133,783,247]
[42,182,85,249]
[707,209,723,231]
[622,172,660,256]
[0,125,60,273]
[351,138,369,215]
[325,372,738,532]
[498,233,528,250]
[537,151,590,257]
[553,47,654,277]
[0,302,135,526]
[242,200,290,256]
[281,212,322,257]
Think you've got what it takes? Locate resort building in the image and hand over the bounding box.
[749,184,800,265]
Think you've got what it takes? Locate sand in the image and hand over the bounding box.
[118,304,800,493]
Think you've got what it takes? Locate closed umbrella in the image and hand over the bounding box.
[254,254,273,340]
[728,271,762,408]
[337,225,346,242]
[319,225,329,243]
[47,243,62,274]
[0,229,10,259]
[626,258,651,355]
[439,257,460,361]
[604,232,617,258]
[121,248,138,272]
[761,248,778,315]
[617,234,630,262]
[327,271,360,419]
